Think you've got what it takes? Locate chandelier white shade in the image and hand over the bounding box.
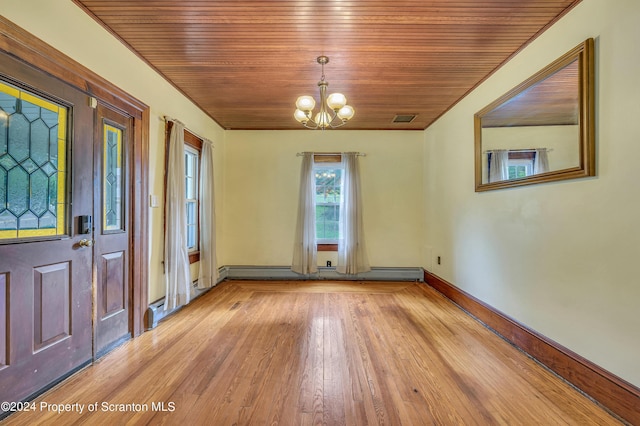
[296,95,316,111]
[294,56,355,129]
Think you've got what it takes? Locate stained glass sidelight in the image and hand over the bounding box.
[103,124,123,232]
[0,81,67,240]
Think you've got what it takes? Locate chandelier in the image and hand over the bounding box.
[294,56,355,129]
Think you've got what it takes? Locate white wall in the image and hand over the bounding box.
[223,130,424,268]
[0,0,226,302]
[423,0,640,387]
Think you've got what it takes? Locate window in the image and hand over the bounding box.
[508,158,534,179]
[507,151,535,179]
[313,155,343,250]
[487,150,537,182]
[165,122,202,263]
[184,145,199,252]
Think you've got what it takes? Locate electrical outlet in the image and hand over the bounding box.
[326,261,332,267]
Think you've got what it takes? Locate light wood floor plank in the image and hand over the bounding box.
[2,280,622,425]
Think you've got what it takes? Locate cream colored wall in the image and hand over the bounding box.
[1,1,226,303]
[423,0,640,387]
[223,130,424,268]
[6,0,638,389]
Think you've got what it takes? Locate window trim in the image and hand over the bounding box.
[164,121,203,264]
[313,154,342,251]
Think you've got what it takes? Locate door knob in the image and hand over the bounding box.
[78,238,94,248]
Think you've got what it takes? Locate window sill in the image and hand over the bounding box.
[317,244,338,252]
[188,251,200,264]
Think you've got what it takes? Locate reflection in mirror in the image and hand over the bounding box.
[474,39,595,191]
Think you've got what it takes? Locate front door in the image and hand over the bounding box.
[0,53,94,405]
[94,103,132,357]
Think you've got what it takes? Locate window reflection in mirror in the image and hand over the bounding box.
[474,39,595,191]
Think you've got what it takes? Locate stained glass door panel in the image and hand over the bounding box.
[0,81,67,240]
[103,123,123,232]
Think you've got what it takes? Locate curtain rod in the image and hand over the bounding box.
[162,115,213,147]
[483,148,553,153]
[296,152,366,157]
[162,115,184,126]
[163,115,193,134]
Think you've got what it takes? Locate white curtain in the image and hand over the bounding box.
[292,153,318,274]
[337,152,370,275]
[489,149,509,182]
[534,148,550,174]
[164,120,192,310]
[198,138,218,289]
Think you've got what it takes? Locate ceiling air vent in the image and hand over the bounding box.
[392,114,417,123]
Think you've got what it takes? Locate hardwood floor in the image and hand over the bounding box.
[3,281,622,425]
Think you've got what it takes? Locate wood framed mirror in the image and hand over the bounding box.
[474,38,595,192]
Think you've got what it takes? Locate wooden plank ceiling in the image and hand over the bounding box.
[74,0,582,130]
